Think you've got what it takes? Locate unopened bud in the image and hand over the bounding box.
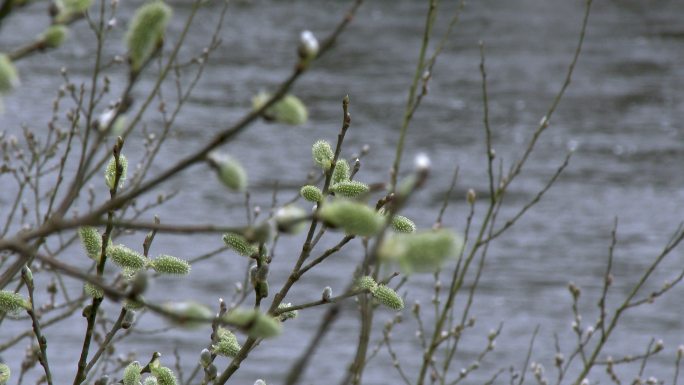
[322,286,332,301]
[206,364,217,380]
[414,153,431,172]
[466,189,476,205]
[122,310,136,329]
[199,348,212,368]
[298,30,319,60]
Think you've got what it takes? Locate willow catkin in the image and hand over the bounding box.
[126,2,172,72]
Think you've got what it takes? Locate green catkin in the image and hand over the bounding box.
[126,2,172,72]
[205,364,218,380]
[78,226,102,261]
[252,92,308,125]
[391,215,416,233]
[274,205,307,234]
[217,157,247,192]
[270,95,308,125]
[143,377,158,385]
[311,140,334,170]
[371,285,404,311]
[318,200,383,237]
[379,229,463,273]
[330,180,369,198]
[0,54,19,94]
[277,303,298,321]
[300,185,322,202]
[124,298,144,310]
[356,276,378,292]
[84,282,103,299]
[331,159,350,185]
[151,366,177,385]
[223,308,282,339]
[212,328,241,357]
[163,301,213,328]
[0,290,28,314]
[104,154,128,190]
[40,25,68,48]
[108,244,146,271]
[63,0,93,13]
[123,361,142,385]
[222,233,258,257]
[150,255,190,275]
[0,363,9,385]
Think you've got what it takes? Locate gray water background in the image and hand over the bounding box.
[1,0,684,384]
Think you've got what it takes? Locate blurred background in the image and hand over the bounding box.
[1,0,683,384]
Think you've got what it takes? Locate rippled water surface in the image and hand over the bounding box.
[1,0,684,384]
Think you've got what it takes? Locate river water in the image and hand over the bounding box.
[1,0,683,384]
